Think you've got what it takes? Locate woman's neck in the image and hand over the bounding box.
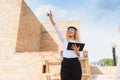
[69,36,75,40]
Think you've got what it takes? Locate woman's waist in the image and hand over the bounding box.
[63,57,79,60]
[62,52,78,58]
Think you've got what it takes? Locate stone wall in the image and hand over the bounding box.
[0,0,81,80]
[40,26,58,51]
[0,53,42,80]
[16,0,42,52]
[0,0,22,54]
[0,0,80,53]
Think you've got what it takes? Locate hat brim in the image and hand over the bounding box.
[67,26,78,31]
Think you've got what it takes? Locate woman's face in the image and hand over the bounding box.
[67,28,75,37]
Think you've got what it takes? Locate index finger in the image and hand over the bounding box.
[50,10,52,15]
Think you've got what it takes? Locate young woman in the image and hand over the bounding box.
[47,11,82,80]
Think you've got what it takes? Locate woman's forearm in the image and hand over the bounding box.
[49,17,56,26]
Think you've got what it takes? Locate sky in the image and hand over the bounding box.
[25,0,120,62]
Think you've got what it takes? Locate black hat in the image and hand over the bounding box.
[67,26,78,31]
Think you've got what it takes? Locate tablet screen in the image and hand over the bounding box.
[67,42,85,51]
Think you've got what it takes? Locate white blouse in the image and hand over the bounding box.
[115,54,120,80]
[54,25,80,58]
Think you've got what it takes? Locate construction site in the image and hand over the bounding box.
[0,0,118,80]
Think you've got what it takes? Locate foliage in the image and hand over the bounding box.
[99,58,113,66]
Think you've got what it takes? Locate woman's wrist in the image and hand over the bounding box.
[75,51,80,56]
[49,16,53,20]
[49,18,56,26]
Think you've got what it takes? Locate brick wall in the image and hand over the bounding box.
[0,51,62,80]
[40,26,58,51]
[0,53,42,80]
[16,0,42,52]
[0,0,22,54]
[0,0,81,80]
[0,0,81,54]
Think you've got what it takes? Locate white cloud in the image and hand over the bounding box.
[34,4,68,22]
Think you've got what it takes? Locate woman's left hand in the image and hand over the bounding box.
[72,44,80,52]
[71,44,80,56]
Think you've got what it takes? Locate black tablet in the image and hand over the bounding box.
[67,42,85,51]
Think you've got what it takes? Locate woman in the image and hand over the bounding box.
[47,11,82,80]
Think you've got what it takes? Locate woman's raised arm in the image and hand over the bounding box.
[47,10,56,26]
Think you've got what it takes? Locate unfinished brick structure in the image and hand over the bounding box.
[0,0,80,80]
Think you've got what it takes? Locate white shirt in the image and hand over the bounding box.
[115,53,120,80]
[54,25,80,58]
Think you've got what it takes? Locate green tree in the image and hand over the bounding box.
[99,58,113,66]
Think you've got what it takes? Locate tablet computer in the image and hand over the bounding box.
[67,42,85,51]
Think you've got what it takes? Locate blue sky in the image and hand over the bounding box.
[25,0,120,62]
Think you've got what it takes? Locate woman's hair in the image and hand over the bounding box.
[66,27,80,42]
